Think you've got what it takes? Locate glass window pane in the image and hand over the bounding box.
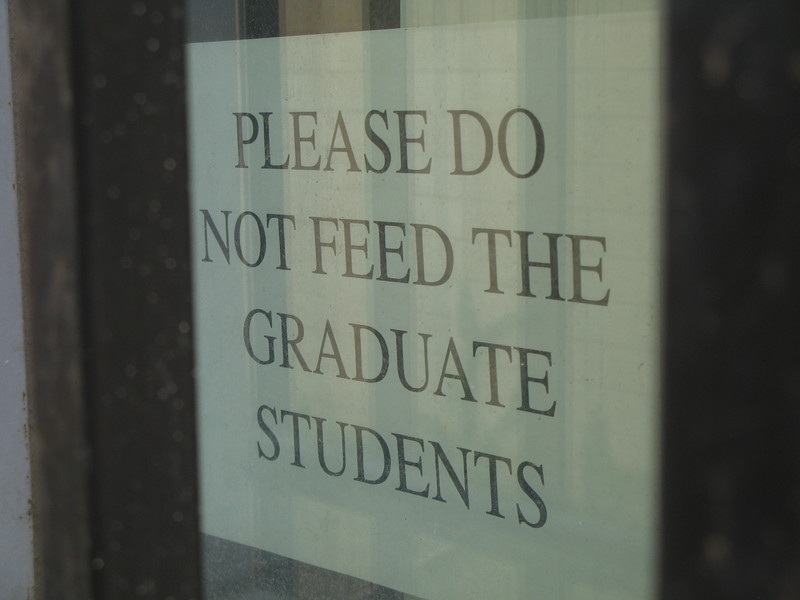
[186,2,662,598]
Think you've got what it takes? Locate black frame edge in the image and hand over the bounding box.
[662,1,800,598]
[69,0,202,598]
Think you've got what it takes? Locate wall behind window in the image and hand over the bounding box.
[0,0,34,597]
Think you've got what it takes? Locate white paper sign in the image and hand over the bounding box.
[189,12,660,600]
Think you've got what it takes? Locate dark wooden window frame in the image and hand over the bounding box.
[10,0,800,598]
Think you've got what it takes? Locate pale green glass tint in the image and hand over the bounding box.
[187,1,662,598]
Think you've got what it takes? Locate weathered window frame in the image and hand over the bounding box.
[10,0,800,598]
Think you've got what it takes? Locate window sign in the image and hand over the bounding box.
[188,4,661,598]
